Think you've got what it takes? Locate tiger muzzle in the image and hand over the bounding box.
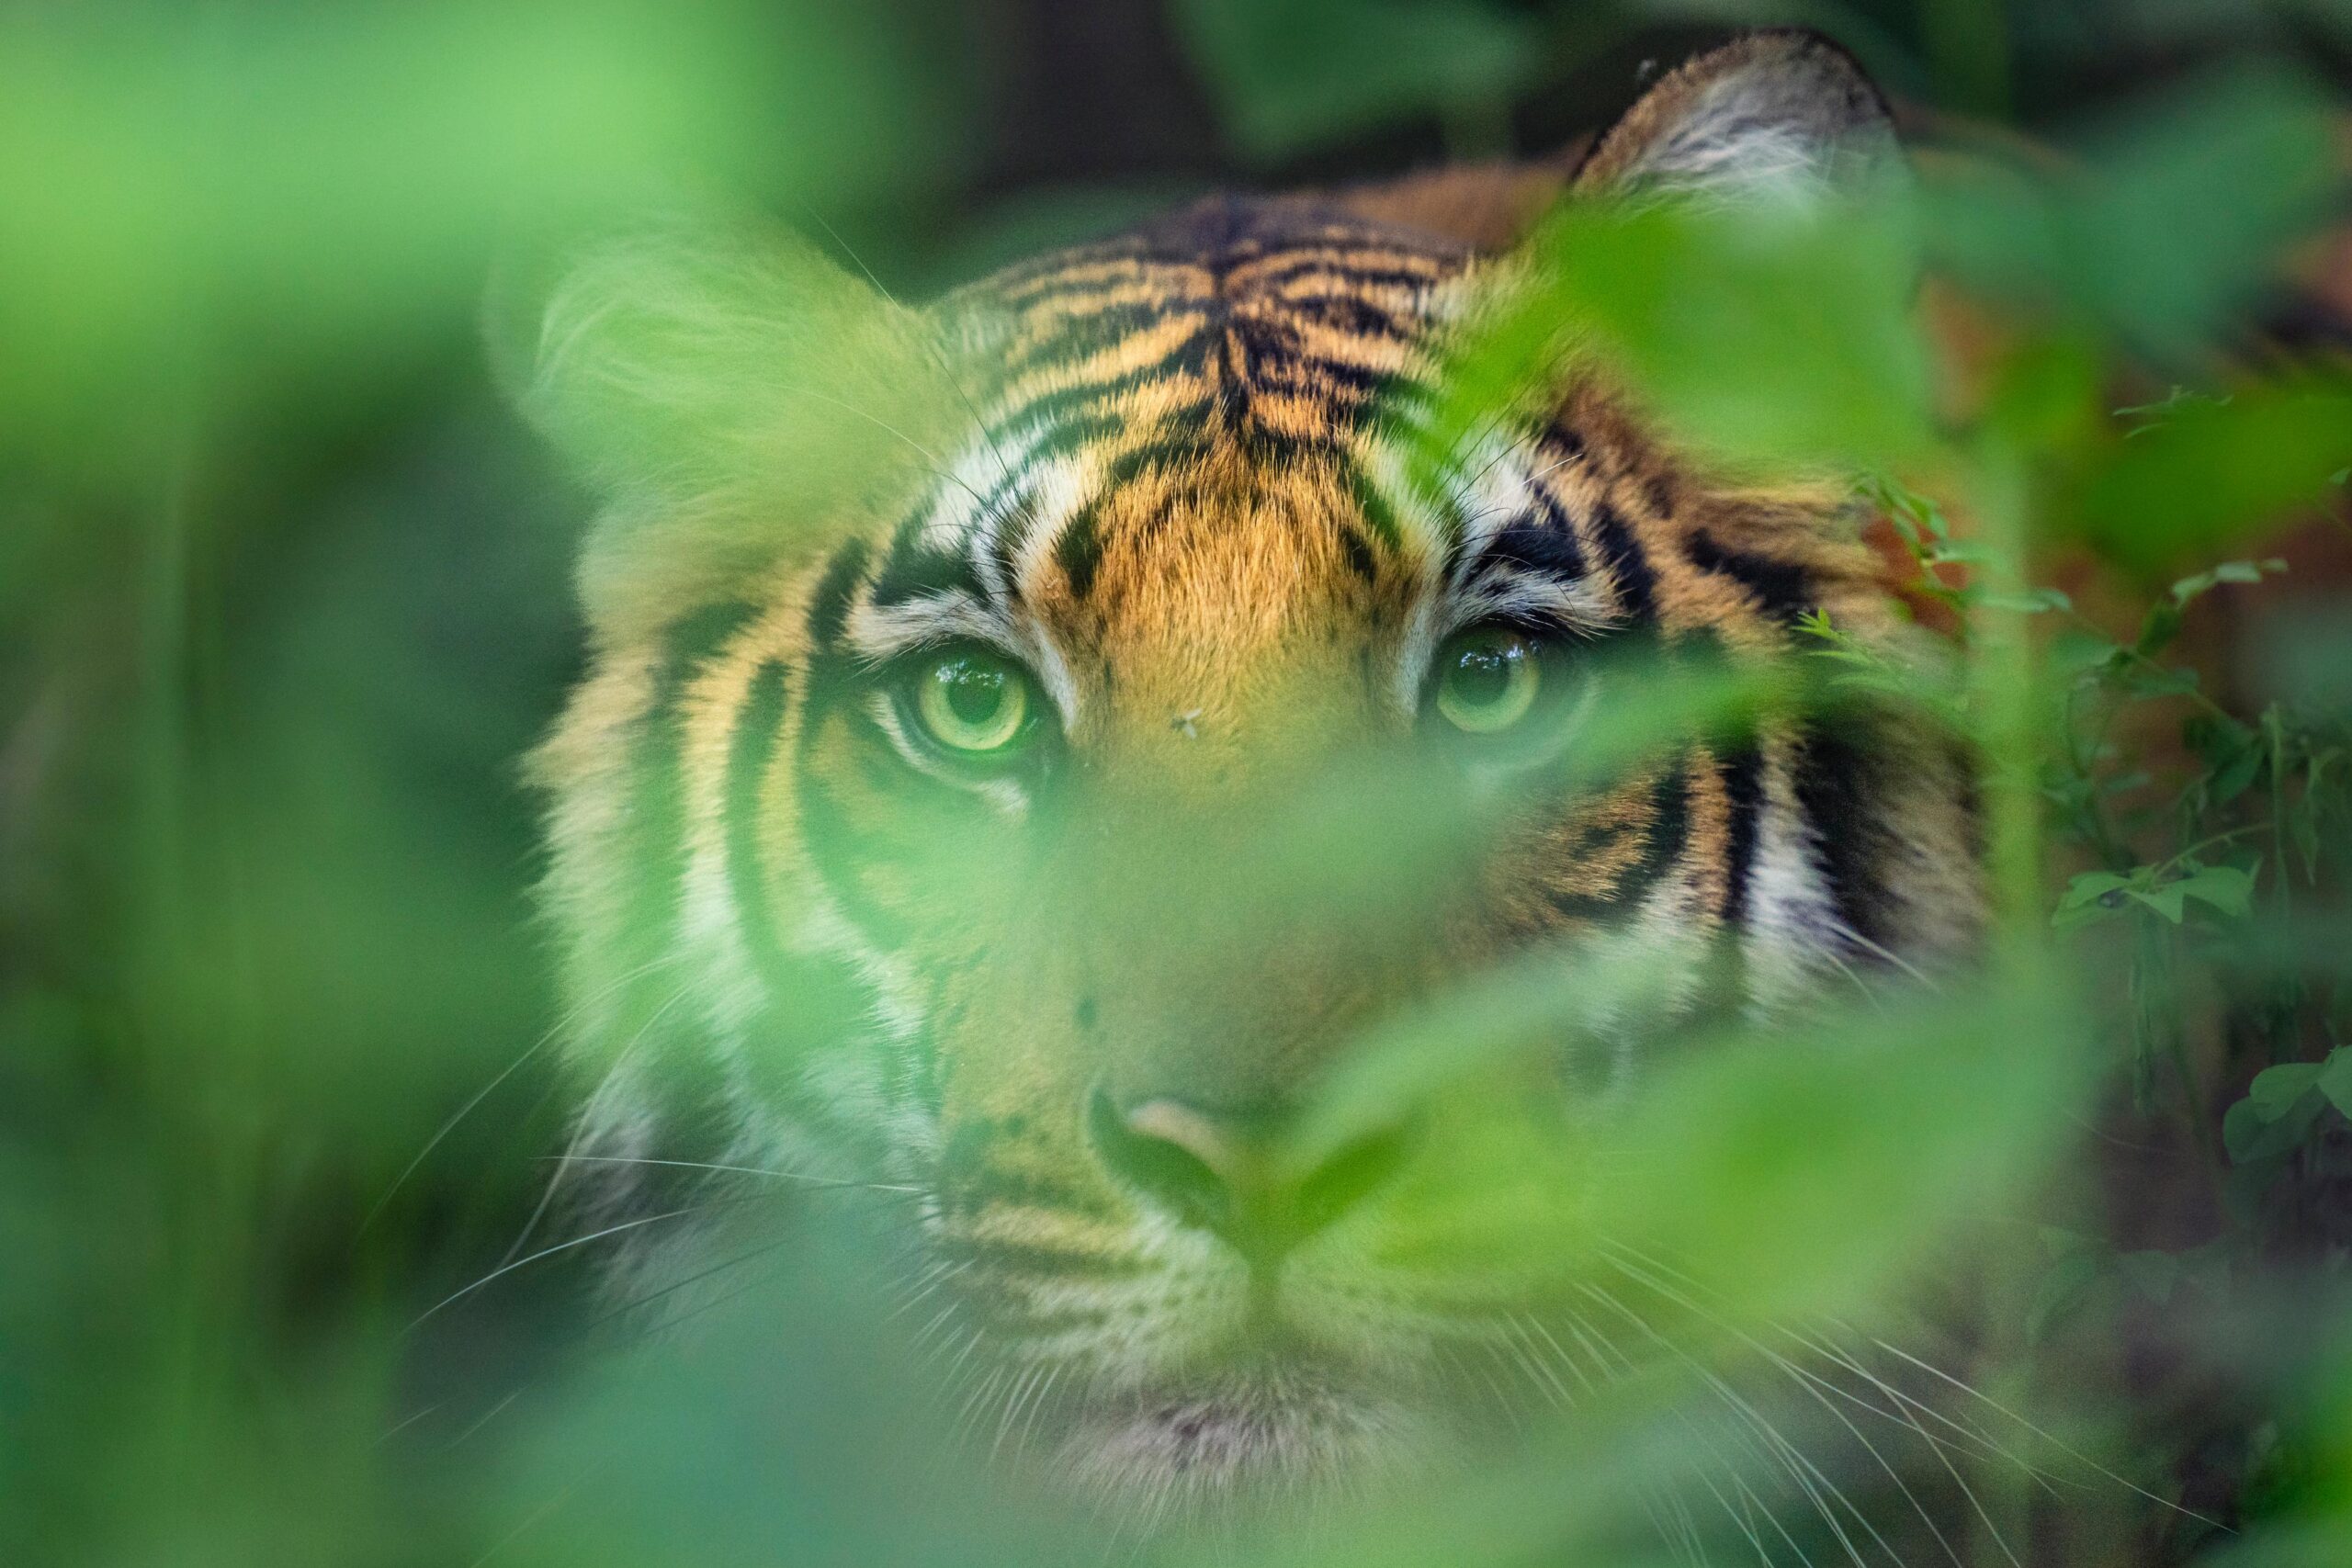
[1085,1086,1411,1272]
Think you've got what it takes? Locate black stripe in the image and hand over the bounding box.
[1791,722,1887,950]
[1627,763,1692,904]
[1548,764,1690,920]
[1586,500,1658,624]
[1474,511,1589,585]
[1683,527,1815,626]
[1348,465,1403,553]
[984,335,1213,441]
[988,401,1210,472]
[1527,480,1582,549]
[1268,291,1417,342]
[1229,422,1352,469]
[1245,352,1395,405]
[582,600,761,1128]
[868,544,985,608]
[791,761,904,946]
[986,491,1044,603]
[1056,500,1104,600]
[1233,257,1453,293]
[806,537,871,653]
[965,400,1210,547]
[989,255,1161,308]
[792,538,907,939]
[660,602,763,701]
[1643,473,1675,521]
[789,619,910,946]
[996,303,1198,380]
[618,601,760,953]
[1097,436,1203,489]
[881,504,929,569]
[1718,744,1764,927]
[723,660,790,981]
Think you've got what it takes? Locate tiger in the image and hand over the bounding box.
[517,28,1984,1535]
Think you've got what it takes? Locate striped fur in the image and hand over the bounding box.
[525,30,1981,1513]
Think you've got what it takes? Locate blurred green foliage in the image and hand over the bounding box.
[5,2,2352,1566]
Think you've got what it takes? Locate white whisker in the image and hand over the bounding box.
[407,1197,757,1334]
[541,1154,920,1194]
[1600,1246,1975,1567]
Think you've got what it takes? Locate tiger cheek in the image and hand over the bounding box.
[796,694,1021,939]
[931,944,1119,1213]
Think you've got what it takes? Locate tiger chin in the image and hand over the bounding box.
[514,29,1981,1528]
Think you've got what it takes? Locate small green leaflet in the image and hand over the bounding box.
[2053,862,2256,928]
[2222,1045,2352,1163]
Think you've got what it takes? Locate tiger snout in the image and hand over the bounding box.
[1083,1087,1414,1271]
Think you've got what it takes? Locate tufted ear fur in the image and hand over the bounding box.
[492,224,959,643]
[1304,30,1903,254]
[1574,30,1902,205]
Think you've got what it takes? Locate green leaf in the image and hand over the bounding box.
[2170,557,2289,606]
[2224,1089,2324,1162]
[2137,601,2186,658]
[2316,1048,2352,1120]
[2177,863,2256,919]
[2248,1061,2324,1116]
[2119,387,2228,430]
[2076,380,2352,568]
[1597,987,2083,1328]
[1410,191,1933,480]
[2211,744,2266,805]
[2053,871,2134,928]
[2119,662,2201,700]
[2050,627,2126,679]
[2061,871,2134,907]
[1979,587,2074,614]
[2127,884,2188,923]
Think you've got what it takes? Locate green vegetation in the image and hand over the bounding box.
[4,2,2350,1564]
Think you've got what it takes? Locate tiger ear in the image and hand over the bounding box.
[1572,30,1903,205]
[490,223,956,637]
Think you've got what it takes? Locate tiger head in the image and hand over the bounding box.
[521,31,1979,1511]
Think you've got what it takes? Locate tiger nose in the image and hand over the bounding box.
[1086,1087,1407,1265]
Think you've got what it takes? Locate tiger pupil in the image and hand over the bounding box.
[1452,648,1510,706]
[944,663,1004,724]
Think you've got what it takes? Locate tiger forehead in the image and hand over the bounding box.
[895,206,1487,604]
[1040,461,1395,726]
[959,203,1476,444]
[974,199,1475,327]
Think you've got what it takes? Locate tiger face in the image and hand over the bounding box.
[523,31,1979,1510]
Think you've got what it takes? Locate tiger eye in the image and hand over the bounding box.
[912,651,1032,754]
[1434,628,1542,734]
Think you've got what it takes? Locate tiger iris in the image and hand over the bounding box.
[910,649,1034,757]
[1433,627,1543,734]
